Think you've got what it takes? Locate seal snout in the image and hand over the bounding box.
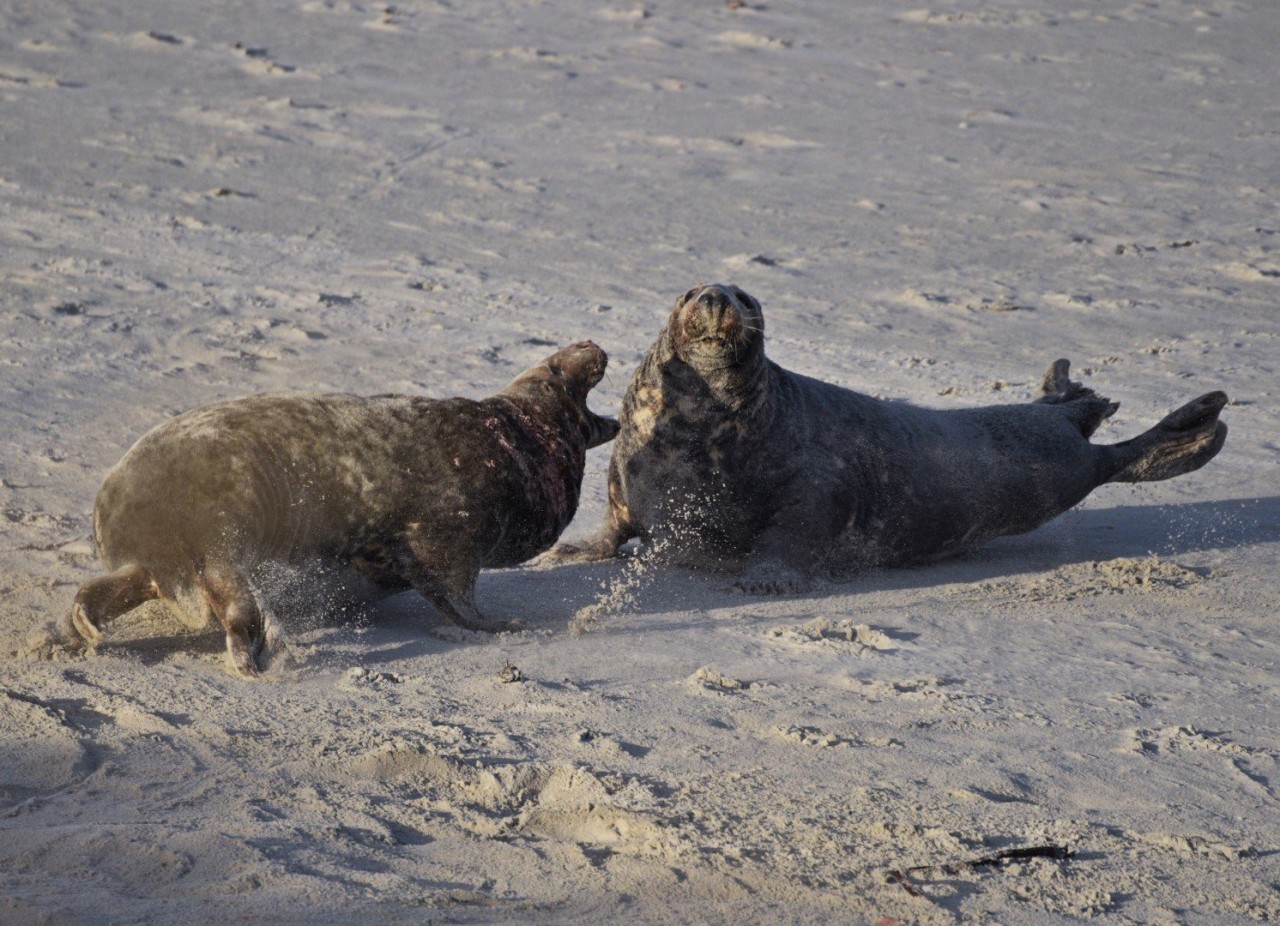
[673,283,763,358]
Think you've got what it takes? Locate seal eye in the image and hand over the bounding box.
[547,363,563,377]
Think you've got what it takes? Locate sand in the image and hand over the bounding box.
[2,0,1278,922]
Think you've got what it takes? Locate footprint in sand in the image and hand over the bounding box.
[688,665,749,692]
[342,743,672,854]
[1128,725,1272,759]
[1127,726,1277,800]
[765,616,896,654]
[773,724,903,750]
[854,675,980,705]
[976,556,1208,605]
[0,690,94,804]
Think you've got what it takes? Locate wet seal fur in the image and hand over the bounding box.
[64,341,619,676]
[549,284,1228,592]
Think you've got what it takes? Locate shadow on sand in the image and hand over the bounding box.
[477,493,1280,624]
[93,495,1280,670]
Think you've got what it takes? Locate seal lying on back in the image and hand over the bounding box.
[549,284,1228,591]
[64,341,619,676]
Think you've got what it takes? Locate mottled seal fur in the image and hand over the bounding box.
[65,341,619,675]
[549,284,1228,591]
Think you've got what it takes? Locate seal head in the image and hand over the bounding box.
[669,284,765,370]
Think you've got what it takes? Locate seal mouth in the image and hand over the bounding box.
[671,283,764,363]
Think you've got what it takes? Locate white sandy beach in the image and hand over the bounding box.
[2,1,1278,922]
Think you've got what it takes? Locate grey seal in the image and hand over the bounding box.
[549,283,1227,591]
[64,341,619,675]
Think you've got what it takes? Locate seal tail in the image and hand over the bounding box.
[1101,391,1229,484]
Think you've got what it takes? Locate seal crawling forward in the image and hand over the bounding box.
[65,341,619,675]
[550,284,1227,591]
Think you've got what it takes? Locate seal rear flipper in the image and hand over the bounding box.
[1103,391,1229,483]
[1036,358,1119,438]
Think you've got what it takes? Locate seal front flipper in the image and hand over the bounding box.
[543,528,630,564]
[1103,391,1229,483]
[64,563,161,649]
[732,520,817,596]
[734,519,816,594]
[1036,358,1119,438]
[543,507,634,563]
[585,411,621,450]
[398,528,516,633]
[543,460,637,563]
[428,587,519,634]
[733,560,811,596]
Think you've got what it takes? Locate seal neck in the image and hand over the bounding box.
[495,390,611,457]
[708,359,773,415]
[664,332,775,417]
[728,357,781,425]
